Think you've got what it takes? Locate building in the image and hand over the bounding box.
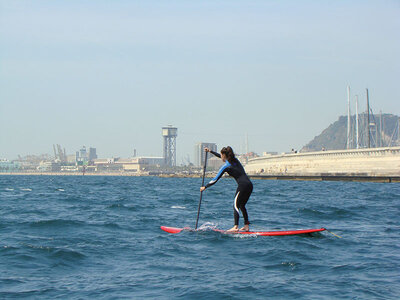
[37,161,61,172]
[88,148,97,161]
[75,146,97,165]
[121,157,164,173]
[0,159,21,172]
[93,158,121,172]
[66,155,77,164]
[93,157,164,173]
[76,146,87,165]
[237,152,259,165]
[207,156,224,171]
[194,143,217,167]
[162,126,177,167]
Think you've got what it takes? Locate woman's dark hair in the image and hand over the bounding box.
[221,146,235,163]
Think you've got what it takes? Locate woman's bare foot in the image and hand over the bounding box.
[226,225,239,232]
[239,225,249,232]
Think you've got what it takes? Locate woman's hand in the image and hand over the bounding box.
[200,186,206,192]
[204,147,210,152]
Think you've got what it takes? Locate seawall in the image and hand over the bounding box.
[245,147,400,182]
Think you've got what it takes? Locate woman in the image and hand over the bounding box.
[200,146,253,232]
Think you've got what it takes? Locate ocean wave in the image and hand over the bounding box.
[0,288,56,298]
[107,203,137,211]
[330,263,367,272]
[0,277,24,285]
[85,221,123,230]
[108,203,124,209]
[14,254,37,262]
[28,219,85,228]
[102,222,122,229]
[21,243,86,260]
[171,205,186,209]
[281,261,301,270]
[297,207,326,216]
[1,175,398,299]
[50,248,86,260]
[0,245,19,253]
[297,206,356,219]
[262,261,301,270]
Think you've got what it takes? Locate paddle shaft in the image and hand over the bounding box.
[195,151,208,230]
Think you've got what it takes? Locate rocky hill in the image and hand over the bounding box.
[301,113,399,152]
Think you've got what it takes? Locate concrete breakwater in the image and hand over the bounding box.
[245,147,400,182]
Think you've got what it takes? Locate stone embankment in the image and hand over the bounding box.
[245,147,400,182]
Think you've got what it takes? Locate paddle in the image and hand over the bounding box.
[195,150,208,230]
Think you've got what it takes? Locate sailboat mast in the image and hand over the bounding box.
[347,86,351,149]
[355,95,359,149]
[366,88,370,148]
[379,110,383,147]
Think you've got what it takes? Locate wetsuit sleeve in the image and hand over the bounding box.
[209,150,221,158]
[205,162,229,188]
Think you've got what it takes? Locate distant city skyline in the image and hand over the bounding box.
[1,1,399,162]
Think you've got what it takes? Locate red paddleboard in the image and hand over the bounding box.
[160,226,189,234]
[160,226,326,236]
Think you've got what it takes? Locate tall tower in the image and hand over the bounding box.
[162,126,178,167]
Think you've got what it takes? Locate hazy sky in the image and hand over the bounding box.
[1,0,399,163]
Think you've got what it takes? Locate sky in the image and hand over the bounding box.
[1,0,399,163]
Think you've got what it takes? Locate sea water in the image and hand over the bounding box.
[0,175,399,299]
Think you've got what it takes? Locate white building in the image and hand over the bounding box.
[93,157,164,173]
[194,142,217,167]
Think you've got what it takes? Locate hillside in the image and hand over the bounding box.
[301,113,399,152]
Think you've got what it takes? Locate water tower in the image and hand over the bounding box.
[162,126,178,167]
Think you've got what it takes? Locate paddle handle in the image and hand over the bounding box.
[195,151,208,230]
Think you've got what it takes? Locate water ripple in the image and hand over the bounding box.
[0,176,398,299]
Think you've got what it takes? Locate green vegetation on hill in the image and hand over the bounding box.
[301,114,400,152]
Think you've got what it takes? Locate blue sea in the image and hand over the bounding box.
[0,175,399,299]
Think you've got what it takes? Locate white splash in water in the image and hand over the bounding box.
[198,222,218,231]
[20,188,32,191]
[171,205,185,209]
[228,233,258,239]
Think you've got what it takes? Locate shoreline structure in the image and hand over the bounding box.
[246,146,400,182]
[2,147,399,183]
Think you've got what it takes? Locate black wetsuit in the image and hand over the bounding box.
[205,151,253,226]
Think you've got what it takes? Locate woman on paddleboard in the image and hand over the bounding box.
[200,146,253,232]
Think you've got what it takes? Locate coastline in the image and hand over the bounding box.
[0,172,210,178]
[248,174,400,183]
[1,172,399,182]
